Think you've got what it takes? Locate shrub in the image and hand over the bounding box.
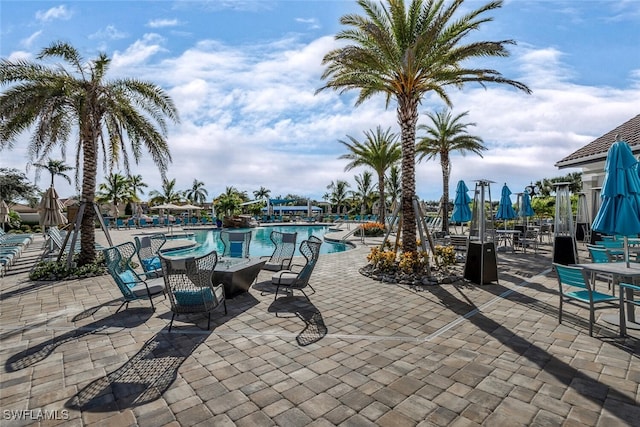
[30,253,107,281]
[434,245,456,267]
[359,222,385,237]
[367,247,397,271]
[398,250,429,274]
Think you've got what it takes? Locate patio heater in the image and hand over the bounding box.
[575,192,590,243]
[464,179,498,285]
[552,182,578,265]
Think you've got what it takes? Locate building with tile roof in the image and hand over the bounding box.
[556,114,640,221]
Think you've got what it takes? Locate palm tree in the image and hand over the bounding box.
[318,0,530,253]
[127,174,147,214]
[148,178,183,206]
[95,173,132,218]
[416,109,486,232]
[0,41,179,265]
[385,164,402,210]
[32,158,73,188]
[327,180,351,215]
[352,171,376,216]
[186,179,208,206]
[215,186,244,217]
[253,186,271,201]
[339,126,401,225]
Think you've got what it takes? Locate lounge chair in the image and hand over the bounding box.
[135,233,167,278]
[220,230,251,258]
[553,263,618,336]
[127,218,136,229]
[139,218,150,228]
[159,250,226,331]
[261,231,297,271]
[271,238,321,301]
[103,242,166,313]
[116,218,125,229]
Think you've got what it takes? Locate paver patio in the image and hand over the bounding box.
[1,227,638,426]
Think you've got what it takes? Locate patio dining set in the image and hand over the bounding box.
[103,229,322,332]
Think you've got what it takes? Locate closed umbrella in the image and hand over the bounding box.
[451,180,472,234]
[519,190,535,219]
[0,200,9,231]
[592,138,640,267]
[38,187,68,230]
[496,183,517,226]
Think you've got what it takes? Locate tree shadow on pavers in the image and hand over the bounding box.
[0,278,65,302]
[420,284,640,425]
[268,296,327,346]
[5,308,153,372]
[65,325,210,412]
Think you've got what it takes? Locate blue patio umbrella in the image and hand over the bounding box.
[496,183,517,225]
[451,180,472,233]
[519,190,535,219]
[592,138,640,266]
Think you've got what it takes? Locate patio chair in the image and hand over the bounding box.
[135,233,167,278]
[261,231,297,271]
[220,230,251,258]
[271,238,321,302]
[115,218,125,229]
[618,282,640,336]
[553,263,618,336]
[103,242,166,313]
[159,250,226,331]
[127,218,136,229]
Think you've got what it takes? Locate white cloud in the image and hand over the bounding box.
[111,34,166,69]
[147,18,180,28]
[35,5,72,22]
[89,25,128,41]
[20,30,42,49]
[295,17,321,30]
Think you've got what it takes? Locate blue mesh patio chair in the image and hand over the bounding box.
[553,263,618,336]
[104,242,166,313]
[261,231,297,271]
[220,230,251,258]
[271,238,321,302]
[159,250,226,331]
[135,233,167,278]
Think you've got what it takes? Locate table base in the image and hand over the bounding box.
[601,314,640,330]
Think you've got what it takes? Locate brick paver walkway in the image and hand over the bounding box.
[1,227,638,426]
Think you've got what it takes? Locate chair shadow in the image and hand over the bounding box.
[268,296,327,346]
[66,326,208,412]
[5,307,153,372]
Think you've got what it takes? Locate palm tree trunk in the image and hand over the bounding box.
[78,128,97,266]
[441,155,450,232]
[398,95,418,254]
[377,174,386,225]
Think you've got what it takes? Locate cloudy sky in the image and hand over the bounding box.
[1,0,639,204]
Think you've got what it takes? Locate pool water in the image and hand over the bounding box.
[163,225,349,258]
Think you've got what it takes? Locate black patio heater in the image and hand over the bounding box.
[464,179,498,285]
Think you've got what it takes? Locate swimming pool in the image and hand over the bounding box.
[162,225,349,258]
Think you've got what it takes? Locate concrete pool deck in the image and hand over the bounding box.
[0,225,639,426]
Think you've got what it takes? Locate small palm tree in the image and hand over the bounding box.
[95,173,132,218]
[215,186,244,217]
[416,109,486,232]
[186,179,208,206]
[352,171,376,216]
[0,41,179,265]
[148,178,183,206]
[319,0,530,254]
[339,126,401,225]
[127,174,147,214]
[327,180,351,215]
[385,164,402,211]
[32,158,73,188]
[253,186,271,201]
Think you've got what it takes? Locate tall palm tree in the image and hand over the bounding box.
[215,186,244,217]
[327,180,351,215]
[416,109,486,232]
[32,158,73,188]
[95,173,132,218]
[319,0,530,253]
[148,178,183,206]
[0,41,179,265]
[186,179,208,206]
[339,126,401,225]
[127,174,147,214]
